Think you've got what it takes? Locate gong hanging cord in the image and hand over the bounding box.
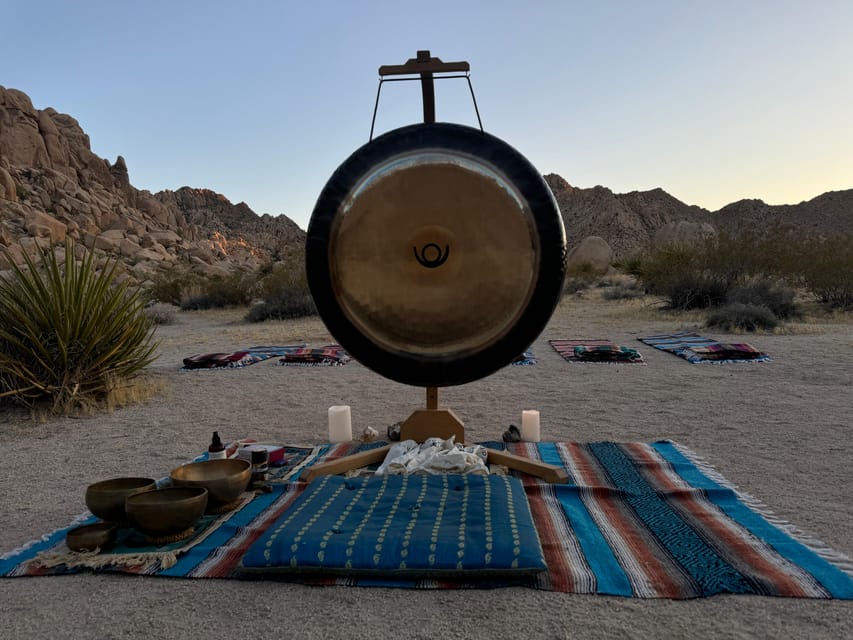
[369,73,484,141]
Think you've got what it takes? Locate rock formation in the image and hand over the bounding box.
[0,85,305,284]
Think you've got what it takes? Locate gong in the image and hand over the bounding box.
[306,121,566,388]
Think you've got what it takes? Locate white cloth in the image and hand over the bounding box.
[375,436,488,475]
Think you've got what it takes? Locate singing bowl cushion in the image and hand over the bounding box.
[237,474,547,579]
[307,123,566,387]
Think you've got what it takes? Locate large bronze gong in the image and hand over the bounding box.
[306,122,566,388]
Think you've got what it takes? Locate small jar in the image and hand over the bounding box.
[250,447,269,486]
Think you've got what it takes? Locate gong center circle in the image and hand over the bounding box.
[329,155,539,357]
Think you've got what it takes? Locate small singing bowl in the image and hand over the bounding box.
[125,487,208,538]
[66,522,118,552]
[85,477,157,523]
[170,459,251,508]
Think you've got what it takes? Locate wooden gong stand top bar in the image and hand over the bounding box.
[378,50,470,125]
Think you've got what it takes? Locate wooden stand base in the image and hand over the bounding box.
[400,408,465,443]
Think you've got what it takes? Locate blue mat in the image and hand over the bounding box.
[238,474,546,579]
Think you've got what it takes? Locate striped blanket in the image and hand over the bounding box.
[3,441,851,598]
[277,344,352,366]
[182,345,306,370]
[639,332,770,364]
[550,339,646,364]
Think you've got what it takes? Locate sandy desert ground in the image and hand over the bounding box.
[1,291,851,639]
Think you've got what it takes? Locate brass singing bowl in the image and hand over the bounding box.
[169,459,251,508]
[125,487,208,537]
[307,123,566,387]
[85,477,157,523]
[66,522,118,552]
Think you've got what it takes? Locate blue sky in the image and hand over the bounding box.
[3,0,851,230]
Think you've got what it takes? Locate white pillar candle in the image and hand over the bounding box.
[521,409,540,442]
[328,405,353,443]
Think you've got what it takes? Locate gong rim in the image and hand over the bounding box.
[306,122,566,387]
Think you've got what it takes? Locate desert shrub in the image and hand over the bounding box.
[602,283,645,300]
[633,229,806,311]
[147,270,200,306]
[245,257,316,322]
[634,242,729,309]
[144,302,178,325]
[614,254,645,278]
[727,280,800,319]
[563,262,598,295]
[664,273,730,310]
[245,290,317,322]
[0,240,157,413]
[180,270,255,310]
[798,235,853,309]
[706,303,778,332]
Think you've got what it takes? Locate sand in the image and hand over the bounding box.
[1,292,851,639]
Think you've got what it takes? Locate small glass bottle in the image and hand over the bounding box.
[208,431,226,459]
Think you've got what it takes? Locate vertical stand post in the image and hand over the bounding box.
[418,50,436,124]
[426,386,438,410]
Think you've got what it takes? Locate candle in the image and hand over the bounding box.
[328,405,353,443]
[521,409,540,442]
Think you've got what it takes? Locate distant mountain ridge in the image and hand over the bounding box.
[544,174,853,258]
[1,85,850,281]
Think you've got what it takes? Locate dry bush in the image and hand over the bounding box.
[245,255,317,322]
[706,303,779,332]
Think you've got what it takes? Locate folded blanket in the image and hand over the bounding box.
[550,339,646,364]
[639,332,769,364]
[182,351,250,369]
[573,345,642,362]
[684,343,765,360]
[278,345,351,367]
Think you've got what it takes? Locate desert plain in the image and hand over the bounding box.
[0,290,851,639]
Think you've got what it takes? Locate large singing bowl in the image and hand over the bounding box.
[306,122,566,387]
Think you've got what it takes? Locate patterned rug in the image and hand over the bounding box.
[639,331,770,364]
[550,339,646,364]
[181,345,307,370]
[277,344,352,366]
[3,441,851,598]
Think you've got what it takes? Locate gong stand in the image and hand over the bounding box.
[377,52,471,448]
[302,51,567,485]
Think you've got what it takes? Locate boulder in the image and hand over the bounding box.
[0,167,17,202]
[93,233,120,253]
[567,236,613,273]
[145,229,181,248]
[24,210,67,243]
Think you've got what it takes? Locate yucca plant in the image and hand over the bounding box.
[0,239,158,413]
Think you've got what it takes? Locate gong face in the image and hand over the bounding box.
[307,123,566,387]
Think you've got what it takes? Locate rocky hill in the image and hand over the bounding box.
[545,174,853,260]
[1,85,850,283]
[0,85,305,284]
